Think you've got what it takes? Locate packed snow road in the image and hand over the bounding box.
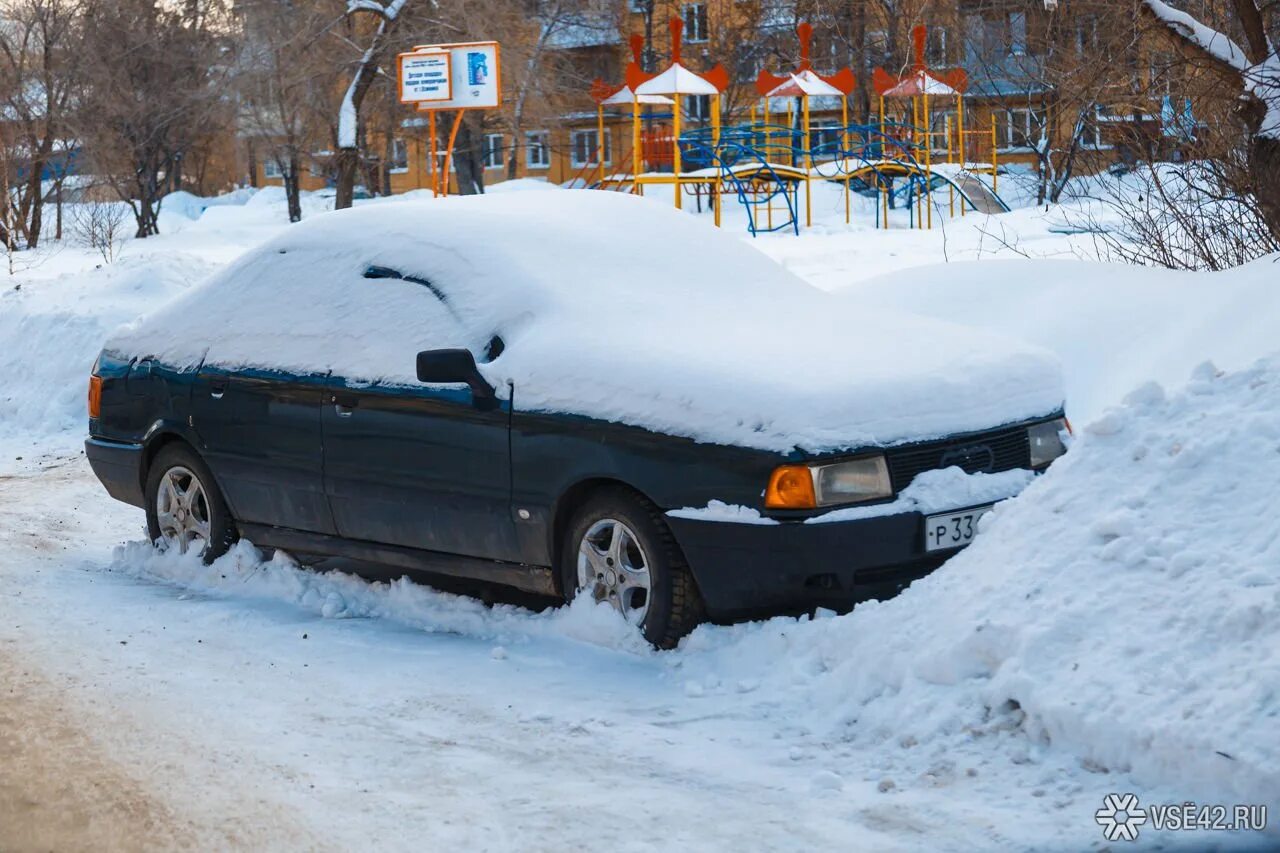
[0,452,1024,851]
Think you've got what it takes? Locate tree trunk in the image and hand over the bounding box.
[285,150,302,223]
[335,148,359,209]
[452,118,486,195]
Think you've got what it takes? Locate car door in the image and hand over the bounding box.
[190,365,336,534]
[319,268,520,562]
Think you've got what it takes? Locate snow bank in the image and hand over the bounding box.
[0,254,217,439]
[108,539,650,654]
[110,192,1063,452]
[834,255,1280,424]
[676,357,1280,807]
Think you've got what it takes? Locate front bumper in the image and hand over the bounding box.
[85,436,145,508]
[667,508,980,620]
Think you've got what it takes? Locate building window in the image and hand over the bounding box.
[926,27,947,65]
[1008,12,1027,56]
[686,94,711,122]
[571,129,611,167]
[1075,16,1098,55]
[263,155,283,179]
[482,133,504,169]
[389,138,408,173]
[809,121,840,157]
[628,0,645,11]
[1083,104,1113,148]
[525,131,550,169]
[1006,107,1046,148]
[682,3,708,43]
[865,30,889,67]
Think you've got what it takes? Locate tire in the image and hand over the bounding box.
[560,487,705,649]
[144,443,238,563]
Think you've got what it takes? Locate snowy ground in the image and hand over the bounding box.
[1,181,1277,850]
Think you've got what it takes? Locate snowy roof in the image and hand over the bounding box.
[764,70,844,98]
[882,70,958,98]
[635,63,719,96]
[600,86,674,106]
[109,193,1063,452]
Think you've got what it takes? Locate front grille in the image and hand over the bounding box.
[884,424,1031,493]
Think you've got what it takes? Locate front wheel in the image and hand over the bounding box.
[144,443,237,563]
[560,487,705,649]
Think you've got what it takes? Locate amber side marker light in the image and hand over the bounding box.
[765,464,817,510]
[88,374,102,419]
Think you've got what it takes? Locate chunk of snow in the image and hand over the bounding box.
[108,192,1063,452]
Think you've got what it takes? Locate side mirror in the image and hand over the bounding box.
[416,348,495,402]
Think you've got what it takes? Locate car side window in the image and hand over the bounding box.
[327,265,473,385]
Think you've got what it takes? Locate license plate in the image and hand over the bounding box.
[924,505,994,552]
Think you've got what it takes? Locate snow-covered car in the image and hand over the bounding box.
[85,192,1068,647]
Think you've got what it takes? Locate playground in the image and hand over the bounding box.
[583,20,1011,236]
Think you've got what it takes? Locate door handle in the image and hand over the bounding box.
[331,393,358,417]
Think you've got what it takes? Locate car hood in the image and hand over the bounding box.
[483,292,1064,453]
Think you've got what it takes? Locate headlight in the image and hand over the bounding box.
[1028,418,1069,468]
[765,455,892,509]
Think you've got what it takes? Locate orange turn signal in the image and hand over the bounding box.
[88,374,102,419]
[765,464,816,509]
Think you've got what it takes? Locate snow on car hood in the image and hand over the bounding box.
[109,192,1064,452]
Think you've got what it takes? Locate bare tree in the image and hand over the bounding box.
[333,0,411,209]
[237,0,340,222]
[0,0,80,248]
[1140,0,1280,244]
[76,0,230,237]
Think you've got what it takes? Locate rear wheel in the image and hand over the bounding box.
[560,488,704,649]
[145,444,237,563]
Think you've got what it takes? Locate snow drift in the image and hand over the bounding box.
[107,192,1064,451]
[0,254,215,440]
[678,356,1280,809]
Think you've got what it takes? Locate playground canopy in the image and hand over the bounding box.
[762,69,845,99]
[600,85,672,106]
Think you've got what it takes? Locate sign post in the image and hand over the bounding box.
[398,41,502,197]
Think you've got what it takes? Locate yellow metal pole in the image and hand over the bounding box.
[924,90,932,230]
[879,95,887,229]
[947,111,954,217]
[632,95,641,195]
[803,94,812,228]
[992,112,999,195]
[958,94,966,216]
[911,96,919,229]
[712,94,722,228]
[842,96,850,225]
[673,93,682,209]
[597,104,606,188]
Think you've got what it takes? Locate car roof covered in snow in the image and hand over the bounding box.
[109,192,1064,452]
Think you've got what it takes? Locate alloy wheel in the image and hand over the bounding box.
[155,465,212,555]
[576,518,651,624]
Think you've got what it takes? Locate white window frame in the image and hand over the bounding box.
[389,138,409,173]
[525,131,550,169]
[263,156,283,179]
[570,129,611,168]
[682,3,708,44]
[482,133,504,170]
[1005,107,1046,150]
